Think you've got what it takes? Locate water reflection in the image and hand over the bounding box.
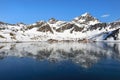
[0,42,120,68]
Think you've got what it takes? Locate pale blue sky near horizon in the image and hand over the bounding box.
[0,0,120,24]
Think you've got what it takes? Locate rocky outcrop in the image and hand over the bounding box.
[88,23,107,31]
[37,24,54,33]
[109,22,120,29]
[48,18,58,24]
[70,25,84,33]
[56,23,73,32]
[73,13,99,25]
[104,28,120,40]
[27,21,46,29]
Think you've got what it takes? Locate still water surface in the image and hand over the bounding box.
[0,42,120,80]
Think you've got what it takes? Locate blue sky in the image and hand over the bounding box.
[0,0,120,24]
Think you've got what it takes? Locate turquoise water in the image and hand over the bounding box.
[0,42,120,80]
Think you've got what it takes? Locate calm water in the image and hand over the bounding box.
[0,42,120,80]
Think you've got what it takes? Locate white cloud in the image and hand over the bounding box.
[101,14,110,18]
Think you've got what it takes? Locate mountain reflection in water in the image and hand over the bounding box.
[0,42,120,68]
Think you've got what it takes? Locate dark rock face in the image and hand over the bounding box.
[36,21,45,26]
[70,25,84,33]
[48,18,58,24]
[79,15,96,22]
[56,23,74,32]
[16,22,26,26]
[109,22,120,29]
[73,13,99,24]
[104,28,120,40]
[55,23,84,33]
[0,21,15,26]
[88,23,107,31]
[0,21,5,25]
[37,24,54,33]
[27,21,46,29]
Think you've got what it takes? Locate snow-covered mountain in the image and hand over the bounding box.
[0,12,120,42]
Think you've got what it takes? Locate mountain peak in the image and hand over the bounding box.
[73,12,100,25]
[48,18,58,24]
[81,12,91,17]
